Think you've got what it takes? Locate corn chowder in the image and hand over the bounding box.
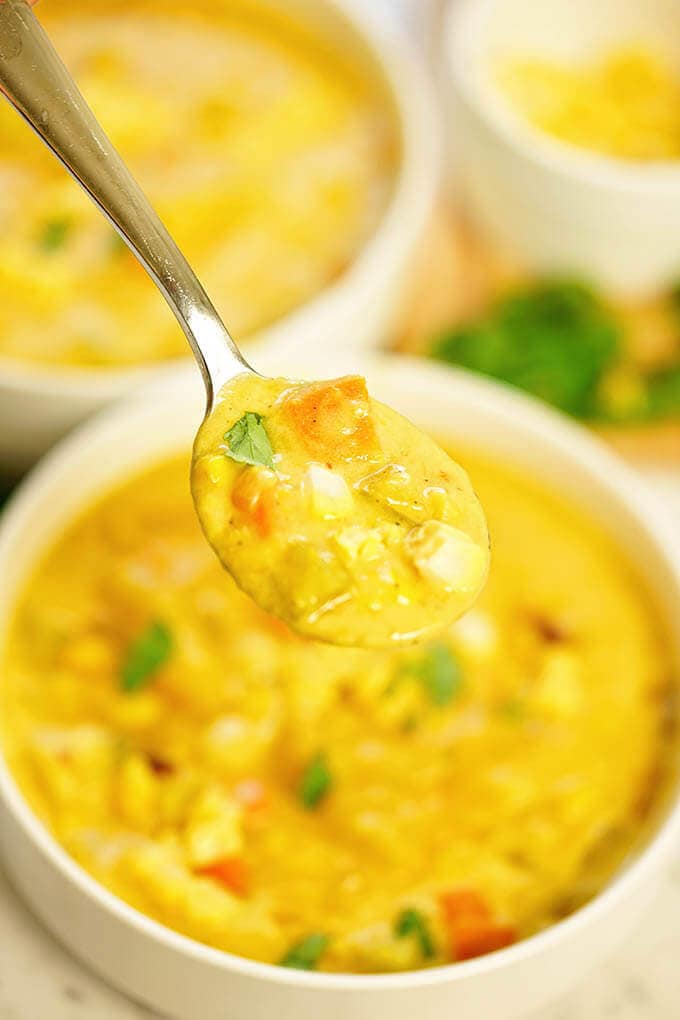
[0,0,395,368]
[192,374,489,647]
[1,451,673,973]
[499,46,680,161]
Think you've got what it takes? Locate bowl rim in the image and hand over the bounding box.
[444,0,680,192]
[1,355,680,991]
[0,0,439,397]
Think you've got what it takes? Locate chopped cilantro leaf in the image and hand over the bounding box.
[120,620,172,693]
[298,752,332,809]
[39,217,72,253]
[399,643,463,707]
[224,412,275,470]
[280,933,329,970]
[395,908,435,959]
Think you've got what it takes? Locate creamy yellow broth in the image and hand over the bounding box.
[192,374,489,647]
[0,0,395,368]
[499,46,680,161]
[1,452,673,973]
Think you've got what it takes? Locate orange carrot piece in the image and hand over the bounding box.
[439,889,516,962]
[454,923,516,961]
[231,468,276,537]
[256,609,297,643]
[279,376,379,463]
[196,857,250,897]
[440,889,491,926]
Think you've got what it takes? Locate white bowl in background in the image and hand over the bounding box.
[0,355,679,1020]
[0,0,439,476]
[443,0,680,297]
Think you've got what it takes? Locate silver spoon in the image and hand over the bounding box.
[0,0,252,409]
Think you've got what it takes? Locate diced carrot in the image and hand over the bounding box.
[233,778,268,813]
[454,923,516,961]
[439,889,516,962]
[196,856,250,897]
[231,467,277,537]
[278,376,379,463]
[257,609,297,643]
[440,889,491,926]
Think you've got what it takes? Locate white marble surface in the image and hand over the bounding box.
[0,463,678,1020]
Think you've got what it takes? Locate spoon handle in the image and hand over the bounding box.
[0,0,251,404]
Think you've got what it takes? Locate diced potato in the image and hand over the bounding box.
[203,454,229,486]
[405,521,486,593]
[203,711,277,774]
[535,650,584,719]
[357,464,414,514]
[306,464,354,519]
[28,725,115,821]
[333,920,426,973]
[283,542,350,617]
[452,610,498,660]
[116,753,161,831]
[119,840,286,960]
[183,787,244,867]
[334,525,386,564]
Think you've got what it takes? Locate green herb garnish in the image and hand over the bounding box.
[298,752,332,809]
[224,412,275,470]
[432,281,620,418]
[398,643,463,707]
[120,620,172,693]
[280,933,329,970]
[394,908,435,959]
[39,217,72,253]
